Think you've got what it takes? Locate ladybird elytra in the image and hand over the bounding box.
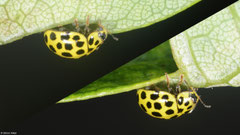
[44,30,88,59]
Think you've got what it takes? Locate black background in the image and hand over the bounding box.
[0,0,238,133]
[18,87,240,134]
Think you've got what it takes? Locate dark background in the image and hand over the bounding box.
[0,0,238,133]
[18,87,240,134]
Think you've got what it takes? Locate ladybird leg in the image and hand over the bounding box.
[165,73,173,93]
[58,25,66,31]
[181,76,192,91]
[74,19,81,32]
[190,87,211,108]
[153,84,160,91]
[165,73,170,89]
[176,74,184,93]
[145,86,151,90]
[84,15,90,35]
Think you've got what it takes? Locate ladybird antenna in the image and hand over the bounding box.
[190,87,211,108]
[165,73,172,93]
[84,14,91,34]
[109,31,119,41]
[74,18,80,32]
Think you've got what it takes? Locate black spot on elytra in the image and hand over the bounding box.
[44,35,48,43]
[141,91,146,99]
[61,34,70,40]
[99,32,106,40]
[140,104,146,112]
[162,95,169,100]
[178,97,183,105]
[187,105,192,110]
[152,112,162,117]
[88,48,94,53]
[89,36,94,45]
[146,102,152,108]
[50,32,56,40]
[150,93,159,100]
[154,102,162,110]
[95,40,100,45]
[76,50,85,55]
[166,109,174,115]
[170,115,178,119]
[185,101,189,106]
[65,43,73,50]
[73,35,80,40]
[62,52,72,57]
[191,94,198,103]
[178,108,183,113]
[57,42,62,49]
[184,110,190,114]
[49,45,56,52]
[165,101,173,107]
[76,41,84,47]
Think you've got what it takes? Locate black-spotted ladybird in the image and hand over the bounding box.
[44,16,115,59]
[137,73,211,119]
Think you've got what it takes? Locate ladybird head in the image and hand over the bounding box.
[98,31,107,41]
[97,25,108,41]
[176,91,199,115]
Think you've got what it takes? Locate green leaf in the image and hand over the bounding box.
[0,0,200,45]
[59,41,178,103]
[170,1,240,88]
[60,1,240,103]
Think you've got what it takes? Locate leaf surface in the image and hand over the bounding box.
[170,1,240,87]
[0,0,200,45]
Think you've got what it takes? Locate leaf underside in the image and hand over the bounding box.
[60,1,240,103]
[170,1,240,88]
[0,0,200,45]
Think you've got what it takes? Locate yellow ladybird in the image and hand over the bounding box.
[137,89,199,119]
[44,30,88,59]
[136,73,210,119]
[44,15,118,59]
